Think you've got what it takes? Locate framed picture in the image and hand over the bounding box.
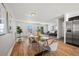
[7,12,13,33]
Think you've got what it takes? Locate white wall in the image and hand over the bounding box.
[0,33,15,56]
[64,14,68,43]
[57,18,64,39]
[0,4,16,56]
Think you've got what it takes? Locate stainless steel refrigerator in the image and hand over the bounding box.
[66,20,79,46]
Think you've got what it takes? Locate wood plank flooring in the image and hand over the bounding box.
[44,40,79,56]
[11,38,79,56]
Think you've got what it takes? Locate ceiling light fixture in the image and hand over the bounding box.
[30,9,39,16]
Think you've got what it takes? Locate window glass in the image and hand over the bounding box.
[0,4,6,35]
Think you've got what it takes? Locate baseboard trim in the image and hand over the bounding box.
[7,39,17,56]
[66,42,79,47]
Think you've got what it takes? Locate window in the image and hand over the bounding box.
[27,24,32,30]
[26,23,33,33]
[0,4,7,35]
[0,24,4,34]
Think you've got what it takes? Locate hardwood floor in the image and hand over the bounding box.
[11,37,79,56]
[44,40,79,56]
[11,38,40,56]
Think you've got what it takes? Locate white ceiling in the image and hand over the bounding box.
[5,3,79,23]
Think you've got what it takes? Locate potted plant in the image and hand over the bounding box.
[16,26,23,41]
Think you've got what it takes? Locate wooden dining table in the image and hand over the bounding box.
[28,36,55,56]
